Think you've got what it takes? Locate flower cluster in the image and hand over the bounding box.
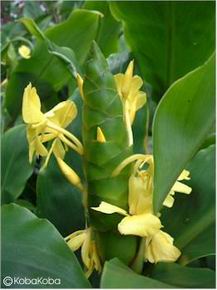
[22,83,83,189]
[92,154,191,263]
[22,60,192,278]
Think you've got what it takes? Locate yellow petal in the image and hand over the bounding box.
[56,158,82,190]
[40,133,56,143]
[91,241,101,272]
[163,193,175,208]
[114,74,124,97]
[172,181,192,194]
[118,213,162,237]
[35,136,48,157]
[67,232,86,251]
[22,83,45,124]
[178,169,191,181]
[18,45,31,59]
[119,61,134,100]
[128,175,153,215]
[135,91,147,111]
[53,138,65,160]
[128,76,143,100]
[46,100,77,128]
[97,127,106,143]
[81,228,91,269]
[145,230,181,263]
[91,201,128,216]
[125,60,134,80]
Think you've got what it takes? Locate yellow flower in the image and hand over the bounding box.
[22,83,83,166]
[92,201,162,238]
[106,153,191,264]
[113,154,192,212]
[18,45,31,59]
[114,60,147,124]
[144,230,181,263]
[65,228,101,278]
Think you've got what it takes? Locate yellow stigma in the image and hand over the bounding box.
[96,127,106,143]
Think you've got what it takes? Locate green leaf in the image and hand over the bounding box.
[151,262,215,288]
[101,258,172,288]
[19,17,45,41]
[5,9,100,118]
[37,156,84,237]
[110,1,215,101]
[161,145,215,265]
[1,125,33,204]
[1,203,90,288]
[20,17,80,77]
[152,53,215,212]
[84,1,121,57]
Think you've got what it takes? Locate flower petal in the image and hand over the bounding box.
[145,230,181,263]
[118,213,162,237]
[46,100,77,128]
[172,181,192,194]
[91,201,128,216]
[128,175,153,215]
[67,232,86,251]
[53,139,65,160]
[163,193,175,208]
[22,83,45,124]
[178,169,191,181]
[136,91,147,111]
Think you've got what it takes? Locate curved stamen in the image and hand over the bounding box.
[112,154,153,177]
[47,121,84,154]
[58,134,83,155]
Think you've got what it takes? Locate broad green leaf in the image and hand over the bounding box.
[5,9,100,118]
[152,54,215,212]
[37,155,84,237]
[19,17,45,41]
[151,262,215,288]
[84,1,121,57]
[1,125,33,204]
[179,225,215,266]
[101,258,172,288]
[1,204,90,288]
[161,145,215,265]
[20,17,80,77]
[110,1,215,101]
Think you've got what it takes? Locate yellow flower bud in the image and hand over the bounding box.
[18,45,31,59]
[96,127,106,143]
